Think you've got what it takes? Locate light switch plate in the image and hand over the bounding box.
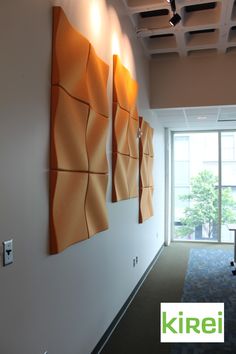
[3,239,13,266]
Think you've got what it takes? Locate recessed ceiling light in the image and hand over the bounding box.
[197,116,207,120]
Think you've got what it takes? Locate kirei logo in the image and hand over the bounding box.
[160,303,224,343]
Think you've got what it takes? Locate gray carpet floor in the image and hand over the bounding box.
[101,242,232,354]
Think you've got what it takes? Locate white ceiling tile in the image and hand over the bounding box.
[153,105,236,130]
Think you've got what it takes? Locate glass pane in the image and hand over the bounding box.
[173,132,219,241]
[221,132,236,243]
[175,161,190,185]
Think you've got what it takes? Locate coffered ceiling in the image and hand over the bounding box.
[123,0,236,57]
[122,0,236,130]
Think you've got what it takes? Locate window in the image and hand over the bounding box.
[222,134,235,161]
[172,131,236,243]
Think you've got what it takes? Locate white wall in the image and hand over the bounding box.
[0,1,165,354]
[150,52,236,109]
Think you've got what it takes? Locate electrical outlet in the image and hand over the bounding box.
[136,256,138,264]
[133,259,136,267]
[3,239,13,266]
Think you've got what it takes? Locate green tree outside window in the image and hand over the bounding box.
[176,170,236,238]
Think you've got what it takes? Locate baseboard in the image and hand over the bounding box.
[91,244,165,354]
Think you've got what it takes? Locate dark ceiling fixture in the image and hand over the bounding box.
[169,0,176,12]
[135,0,182,35]
[168,0,181,27]
[169,13,181,26]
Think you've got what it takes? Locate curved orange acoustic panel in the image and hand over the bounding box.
[140,154,149,189]
[51,86,89,171]
[87,110,109,174]
[87,46,109,117]
[50,171,89,254]
[139,187,154,223]
[140,119,149,156]
[148,156,154,188]
[52,7,109,116]
[112,55,139,202]
[148,128,154,157]
[112,153,129,201]
[86,174,109,236]
[113,104,129,155]
[127,157,139,198]
[50,7,109,253]
[52,7,89,103]
[130,106,139,121]
[139,117,154,223]
[128,117,139,159]
[113,55,138,113]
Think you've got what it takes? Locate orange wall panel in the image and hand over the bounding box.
[112,55,139,202]
[50,171,89,254]
[51,86,89,171]
[140,154,149,189]
[50,7,109,253]
[148,128,154,157]
[128,117,139,159]
[140,119,149,156]
[52,7,109,117]
[139,188,149,223]
[113,104,130,156]
[148,156,154,187]
[52,7,89,103]
[86,110,109,174]
[87,46,109,117]
[127,157,139,198]
[139,117,154,223]
[86,174,109,237]
[112,153,129,202]
[113,55,138,113]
